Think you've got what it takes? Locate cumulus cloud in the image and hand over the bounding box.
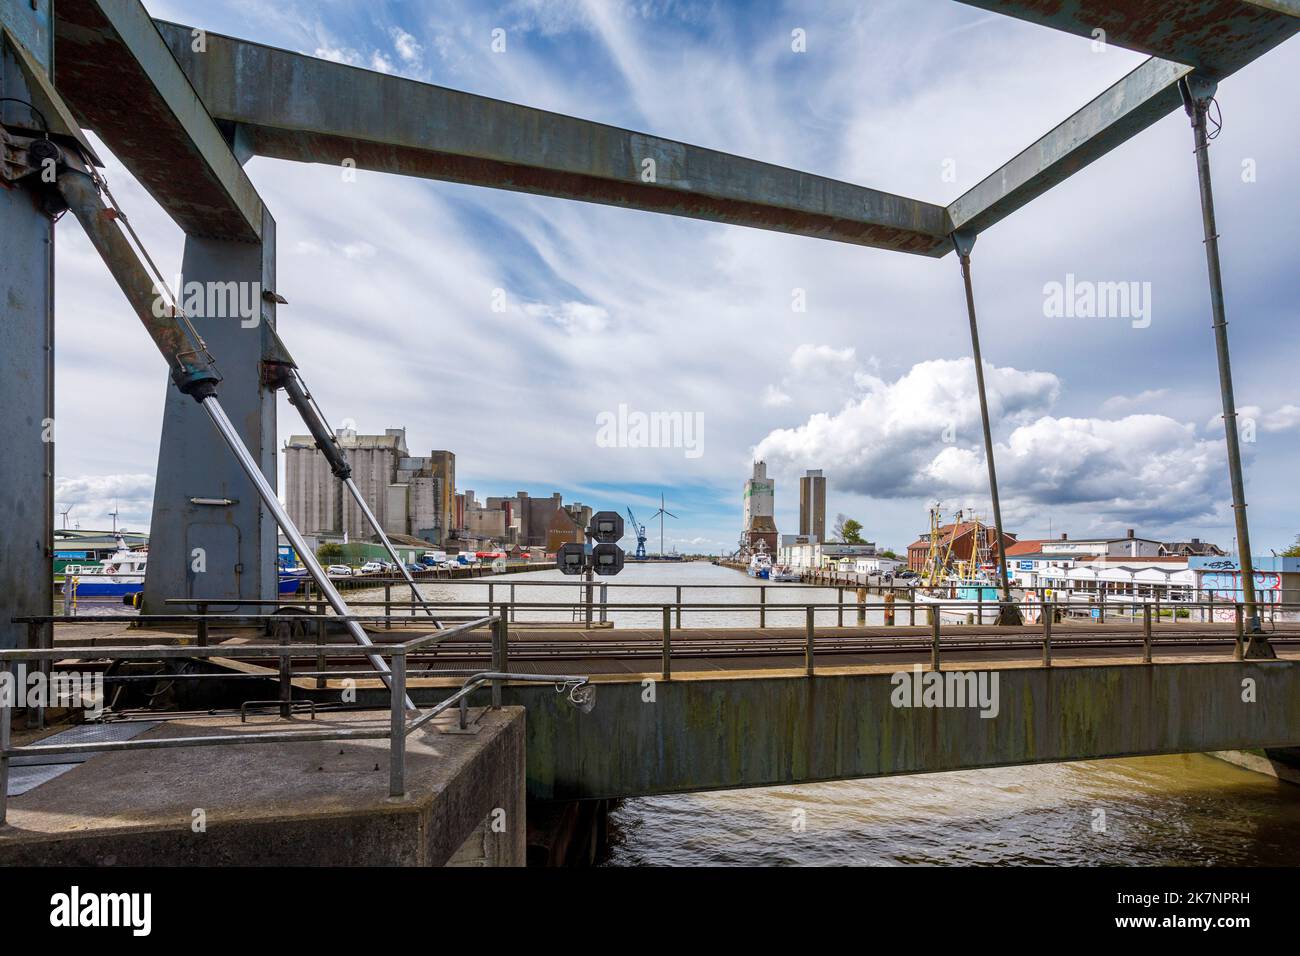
[1211,404,1300,434]
[54,474,155,530]
[522,300,611,335]
[755,358,1226,527]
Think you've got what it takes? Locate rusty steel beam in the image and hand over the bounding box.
[53,0,262,241]
[955,0,1299,77]
[948,56,1192,233]
[152,21,952,256]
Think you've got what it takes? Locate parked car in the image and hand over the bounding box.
[359,561,384,574]
[327,564,352,576]
[405,563,427,575]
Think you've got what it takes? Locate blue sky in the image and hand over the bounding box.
[52,0,1299,555]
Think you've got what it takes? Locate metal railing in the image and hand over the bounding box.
[165,577,1298,632]
[0,611,589,825]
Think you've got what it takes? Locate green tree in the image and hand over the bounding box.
[839,518,865,545]
[1282,535,1300,558]
[317,542,344,564]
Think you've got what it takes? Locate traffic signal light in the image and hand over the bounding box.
[589,511,624,543]
[557,542,588,575]
[591,542,625,576]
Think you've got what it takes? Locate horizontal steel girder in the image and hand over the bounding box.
[53,0,262,241]
[955,0,1300,77]
[152,21,952,256]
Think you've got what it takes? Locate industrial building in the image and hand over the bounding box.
[742,461,778,554]
[284,426,456,546]
[799,470,826,543]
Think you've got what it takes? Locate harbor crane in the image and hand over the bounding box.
[625,507,648,560]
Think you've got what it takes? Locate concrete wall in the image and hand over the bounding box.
[504,661,1300,800]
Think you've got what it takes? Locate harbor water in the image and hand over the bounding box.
[354,561,1300,867]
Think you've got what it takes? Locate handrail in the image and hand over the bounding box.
[0,613,589,825]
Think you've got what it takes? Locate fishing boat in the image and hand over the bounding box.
[61,536,147,597]
[63,536,302,598]
[747,552,773,579]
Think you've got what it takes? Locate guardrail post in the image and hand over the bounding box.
[315,616,327,691]
[27,621,46,730]
[600,583,608,624]
[910,588,916,627]
[384,583,392,628]
[930,611,941,672]
[491,614,507,709]
[1099,589,1106,624]
[884,589,895,627]
[837,587,844,628]
[196,603,209,647]
[1234,604,1244,661]
[760,586,766,629]
[1206,589,1213,624]
[1142,604,1153,663]
[584,572,594,628]
[857,586,867,625]
[510,584,517,623]
[675,586,682,630]
[805,606,815,676]
[1042,603,1052,667]
[279,649,292,719]
[661,607,672,680]
[0,661,11,825]
[389,651,407,797]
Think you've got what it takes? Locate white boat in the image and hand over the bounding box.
[62,536,147,597]
[770,565,801,582]
[747,552,773,579]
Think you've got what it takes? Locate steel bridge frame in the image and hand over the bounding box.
[2,0,1296,651]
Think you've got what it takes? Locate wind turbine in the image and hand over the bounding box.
[648,493,677,558]
[108,499,120,535]
[58,504,75,530]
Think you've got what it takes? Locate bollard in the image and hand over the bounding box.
[909,588,916,627]
[760,586,766,629]
[1042,603,1052,666]
[884,590,895,627]
[857,587,867,625]
[1142,604,1153,663]
[930,612,941,672]
[662,606,672,680]
[805,606,815,677]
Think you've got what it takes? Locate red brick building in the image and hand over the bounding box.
[906,522,1018,572]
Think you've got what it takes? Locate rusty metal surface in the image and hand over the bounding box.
[152,21,952,256]
[956,0,1299,76]
[511,660,1300,800]
[53,0,261,241]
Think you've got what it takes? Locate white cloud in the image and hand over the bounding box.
[314,45,361,66]
[755,358,1226,528]
[54,474,155,531]
[391,27,423,65]
[762,384,791,407]
[522,300,611,335]
[370,51,395,74]
[1101,388,1168,413]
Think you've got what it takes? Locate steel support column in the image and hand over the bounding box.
[1180,74,1270,655]
[141,210,278,614]
[951,231,1019,625]
[0,1,54,652]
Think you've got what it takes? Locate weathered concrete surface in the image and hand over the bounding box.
[505,660,1300,800]
[0,707,526,866]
